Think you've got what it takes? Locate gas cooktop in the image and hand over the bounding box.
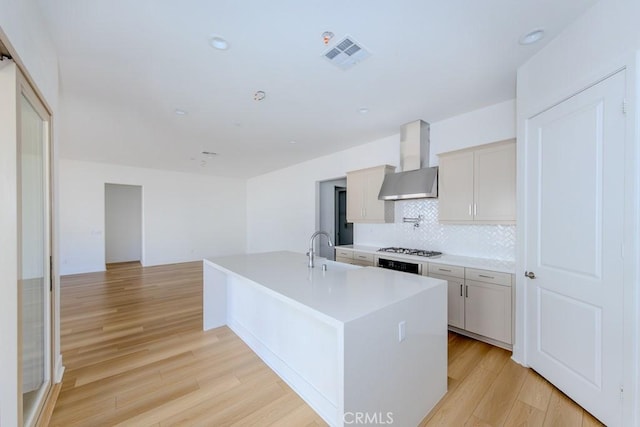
[378,247,442,258]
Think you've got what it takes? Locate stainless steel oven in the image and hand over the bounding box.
[377,257,422,275]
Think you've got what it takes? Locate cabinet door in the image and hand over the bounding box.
[474,143,516,222]
[464,280,512,344]
[363,168,387,222]
[438,151,474,222]
[429,273,464,329]
[346,171,364,222]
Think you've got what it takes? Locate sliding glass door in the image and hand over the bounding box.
[18,73,52,426]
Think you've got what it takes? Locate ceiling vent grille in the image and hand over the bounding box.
[323,36,371,70]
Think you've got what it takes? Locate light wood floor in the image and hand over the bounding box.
[51,261,604,426]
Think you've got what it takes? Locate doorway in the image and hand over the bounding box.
[317,178,351,260]
[104,184,142,265]
[334,187,353,246]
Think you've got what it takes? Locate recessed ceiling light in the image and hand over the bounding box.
[175,109,188,116]
[289,140,298,144]
[254,91,266,101]
[358,107,369,114]
[519,28,545,45]
[209,35,229,50]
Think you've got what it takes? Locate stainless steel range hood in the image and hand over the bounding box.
[378,120,438,200]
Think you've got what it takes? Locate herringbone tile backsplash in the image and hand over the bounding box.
[354,199,516,261]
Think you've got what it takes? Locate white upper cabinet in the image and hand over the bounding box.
[438,140,516,224]
[438,151,475,222]
[346,165,395,223]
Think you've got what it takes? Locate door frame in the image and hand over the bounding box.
[0,30,59,427]
[515,53,640,424]
[17,65,54,427]
[104,183,144,265]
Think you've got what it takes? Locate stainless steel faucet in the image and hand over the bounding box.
[307,231,334,268]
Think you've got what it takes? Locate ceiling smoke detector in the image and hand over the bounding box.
[323,35,371,70]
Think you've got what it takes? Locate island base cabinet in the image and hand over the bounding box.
[464,280,512,345]
[343,286,447,427]
[203,258,447,427]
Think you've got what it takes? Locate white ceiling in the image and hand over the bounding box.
[38,0,598,178]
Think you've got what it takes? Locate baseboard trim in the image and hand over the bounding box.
[54,354,65,383]
[36,381,61,427]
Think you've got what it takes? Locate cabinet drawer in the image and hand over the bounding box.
[335,249,354,259]
[465,268,511,286]
[335,256,353,265]
[353,252,374,262]
[352,259,374,267]
[428,263,464,279]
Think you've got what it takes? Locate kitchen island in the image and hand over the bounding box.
[203,251,447,427]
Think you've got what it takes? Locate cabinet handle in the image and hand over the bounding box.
[468,204,472,216]
[460,284,463,297]
[474,203,477,216]
[478,274,494,279]
[465,285,468,298]
[439,268,451,272]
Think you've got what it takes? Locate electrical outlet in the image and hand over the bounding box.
[398,321,406,342]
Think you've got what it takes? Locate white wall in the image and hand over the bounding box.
[0,0,58,107]
[0,61,21,427]
[0,2,59,425]
[247,100,515,256]
[105,184,142,264]
[515,0,640,423]
[248,135,400,254]
[60,159,247,274]
[429,99,515,166]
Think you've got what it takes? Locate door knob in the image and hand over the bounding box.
[524,271,536,279]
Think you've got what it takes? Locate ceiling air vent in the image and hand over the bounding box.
[323,36,371,70]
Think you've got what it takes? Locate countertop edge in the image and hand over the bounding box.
[334,245,516,274]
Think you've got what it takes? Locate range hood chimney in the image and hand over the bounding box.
[378,120,438,200]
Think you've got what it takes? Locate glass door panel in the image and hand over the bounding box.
[19,88,51,426]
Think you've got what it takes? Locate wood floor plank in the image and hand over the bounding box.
[518,369,554,412]
[448,339,493,380]
[52,261,597,427]
[423,367,499,426]
[472,359,528,425]
[504,400,546,427]
[543,389,584,427]
[582,410,605,426]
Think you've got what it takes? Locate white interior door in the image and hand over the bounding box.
[525,70,626,425]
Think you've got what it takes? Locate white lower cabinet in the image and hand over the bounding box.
[426,263,513,348]
[334,249,375,267]
[464,279,512,344]
[433,273,465,329]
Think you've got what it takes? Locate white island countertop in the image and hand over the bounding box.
[203,250,447,427]
[204,251,443,324]
[336,244,516,274]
